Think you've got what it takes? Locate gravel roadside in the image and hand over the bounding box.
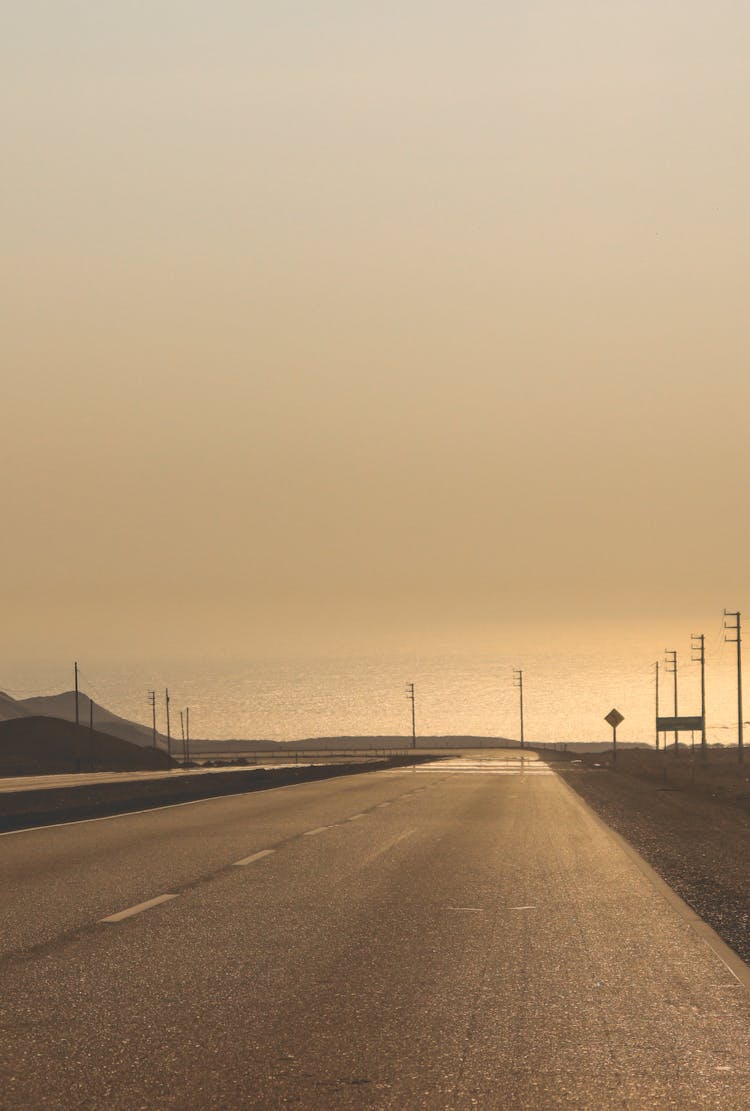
[556,762,750,965]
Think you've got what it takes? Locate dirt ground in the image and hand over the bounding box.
[554,750,750,966]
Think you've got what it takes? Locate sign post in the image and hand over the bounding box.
[605,708,625,764]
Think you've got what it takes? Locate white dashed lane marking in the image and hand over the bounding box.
[100,894,179,923]
[98,795,423,926]
[233,849,276,866]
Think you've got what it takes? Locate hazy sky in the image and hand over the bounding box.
[5,1,750,664]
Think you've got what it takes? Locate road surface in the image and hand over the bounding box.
[2,752,750,1108]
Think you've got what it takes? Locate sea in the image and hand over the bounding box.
[0,641,744,747]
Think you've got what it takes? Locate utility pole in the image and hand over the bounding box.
[74,661,79,727]
[513,669,524,748]
[180,710,186,763]
[89,697,95,771]
[724,610,743,763]
[664,650,678,754]
[406,683,416,748]
[185,707,191,764]
[165,688,171,760]
[655,661,660,751]
[148,690,157,748]
[691,633,707,756]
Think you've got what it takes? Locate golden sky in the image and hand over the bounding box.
[5,2,750,663]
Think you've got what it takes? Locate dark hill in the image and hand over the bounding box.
[0,691,32,723]
[17,692,169,750]
[0,717,176,776]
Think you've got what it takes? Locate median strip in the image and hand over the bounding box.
[100,894,179,923]
[0,755,440,834]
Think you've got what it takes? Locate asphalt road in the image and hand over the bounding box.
[2,753,750,1108]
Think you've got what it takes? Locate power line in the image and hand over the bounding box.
[691,633,707,755]
[147,690,157,748]
[165,688,172,760]
[513,669,524,748]
[75,666,105,705]
[405,683,416,748]
[724,610,743,763]
[664,650,678,753]
[654,661,660,751]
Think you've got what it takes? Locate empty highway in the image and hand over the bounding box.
[2,752,750,1108]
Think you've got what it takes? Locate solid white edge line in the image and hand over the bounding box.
[101,894,178,923]
[233,849,276,866]
[0,784,297,838]
[303,826,331,836]
[555,771,750,994]
[347,813,365,821]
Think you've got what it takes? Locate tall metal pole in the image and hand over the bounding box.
[165,688,171,760]
[691,633,706,756]
[724,611,743,763]
[513,669,524,748]
[180,710,186,763]
[655,661,660,751]
[186,707,191,764]
[74,661,79,727]
[406,683,416,749]
[673,655,678,753]
[664,651,678,753]
[148,690,157,748]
